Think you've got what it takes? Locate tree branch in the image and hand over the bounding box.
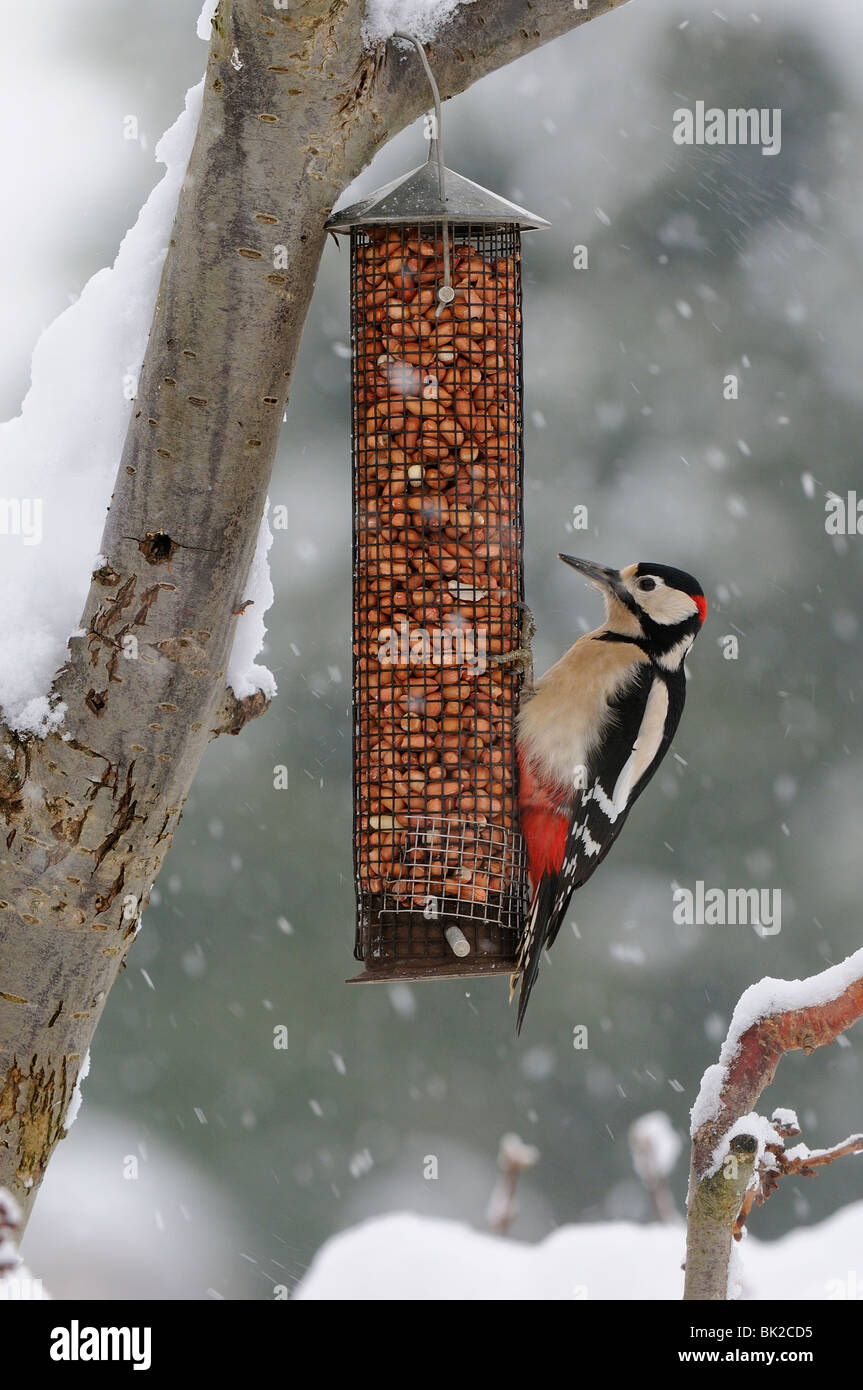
[0,0,627,1224]
[690,948,863,1182]
[734,1124,863,1238]
[684,947,863,1300]
[376,0,628,119]
[683,1132,757,1301]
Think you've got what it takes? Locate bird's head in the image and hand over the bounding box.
[559,555,706,665]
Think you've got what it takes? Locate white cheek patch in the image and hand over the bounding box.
[643,587,700,626]
[626,578,699,626]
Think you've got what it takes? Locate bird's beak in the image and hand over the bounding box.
[558,554,622,596]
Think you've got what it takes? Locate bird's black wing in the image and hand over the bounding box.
[554,662,686,919]
[516,663,683,1031]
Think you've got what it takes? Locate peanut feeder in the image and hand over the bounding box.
[326,62,548,983]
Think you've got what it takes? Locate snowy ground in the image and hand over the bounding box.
[296,1206,863,1300]
[19,1108,256,1301]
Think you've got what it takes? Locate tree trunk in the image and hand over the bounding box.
[683,1133,757,1300]
[0,0,627,1224]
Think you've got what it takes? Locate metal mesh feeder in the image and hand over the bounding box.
[327,85,548,982]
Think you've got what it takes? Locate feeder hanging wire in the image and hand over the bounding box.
[391,31,454,310]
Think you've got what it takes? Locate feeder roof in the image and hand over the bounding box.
[325,159,550,232]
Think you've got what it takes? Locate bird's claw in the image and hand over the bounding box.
[490,604,536,690]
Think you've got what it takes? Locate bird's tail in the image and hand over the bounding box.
[511,873,558,1034]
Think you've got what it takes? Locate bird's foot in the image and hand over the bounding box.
[491,603,535,691]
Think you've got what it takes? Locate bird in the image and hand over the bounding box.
[512,555,706,1032]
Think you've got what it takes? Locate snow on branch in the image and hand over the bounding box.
[0,10,275,737]
[732,1115,863,1240]
[684,947,863,1300]
[0,82,201,735]
[363,0,475,46]
[690,945,863,1176]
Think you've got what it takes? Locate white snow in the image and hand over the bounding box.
[726,1237,746,1301]
[800,471,817,498]
[629,1111,682,1180]
[0,1188,48,1299]
[24,1108,253,1299]
[498,1133,540,1170]
[196,0,220,41]
[690,946,863,1136]
[387,982,417,1019]
[363,0,474,45]
[0,1186,47,1300]
[707,1111,782,1184]
[63,1048,90,1133]
[296,1202,863,1300]
[227,503,277,701]
[0,4,275,734]
[0,79,202,734]
[785,1135,863,1166]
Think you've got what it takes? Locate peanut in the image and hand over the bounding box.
[352,227,525,940]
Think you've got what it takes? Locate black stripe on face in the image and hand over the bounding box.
[637,609,701,657]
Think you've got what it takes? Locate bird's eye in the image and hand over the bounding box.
[636,577,657,592]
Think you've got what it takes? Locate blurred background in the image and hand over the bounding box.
[5,0,863,1298]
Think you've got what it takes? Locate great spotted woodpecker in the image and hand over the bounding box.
[512,556,706,1032]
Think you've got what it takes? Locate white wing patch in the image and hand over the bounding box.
[611,678,669,814]
[581,824,602,857]
[611,758,635,815]
[591,781,618,823]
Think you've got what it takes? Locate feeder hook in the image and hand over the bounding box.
[391,30,453,313]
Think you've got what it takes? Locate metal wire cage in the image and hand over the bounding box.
[327,161,548,982]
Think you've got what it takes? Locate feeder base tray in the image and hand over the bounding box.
[347,957,515,984]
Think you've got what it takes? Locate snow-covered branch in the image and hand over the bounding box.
[733,1118,863,1240]
[684,948,863,1300]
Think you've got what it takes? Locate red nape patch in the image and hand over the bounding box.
[694,594,707,626]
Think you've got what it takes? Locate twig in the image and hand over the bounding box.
[734,1128,863,1238]
[487,1133,539,1237]
[628,1111,681,1224]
